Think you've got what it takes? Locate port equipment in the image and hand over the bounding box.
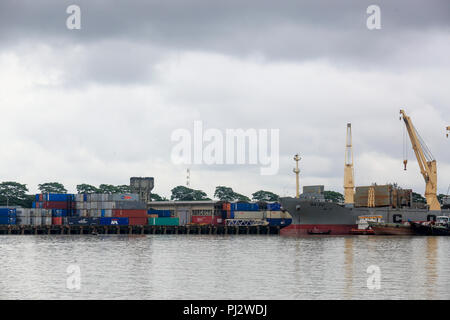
[400,110,440,211]
[446,126,450,138]
[225,219,269,227]
[293,154,301,198]
[344,123,355,204]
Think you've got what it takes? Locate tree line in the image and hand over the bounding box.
[1,180,444,208]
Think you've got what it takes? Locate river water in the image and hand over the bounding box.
[0,234,449,300]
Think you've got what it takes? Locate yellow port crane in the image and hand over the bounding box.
[400,109,440,211]
[344,123,355,204]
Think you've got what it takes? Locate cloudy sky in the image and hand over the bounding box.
[0,0,449,198]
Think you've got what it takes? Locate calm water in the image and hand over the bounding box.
[0,234,449,300]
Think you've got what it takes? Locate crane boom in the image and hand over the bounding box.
[400,110,440,211]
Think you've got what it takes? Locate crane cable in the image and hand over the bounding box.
[403,124,408,170]
[413,126,435,162]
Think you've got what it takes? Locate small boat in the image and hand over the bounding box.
[367,221,415,235]
[307,228,331,235]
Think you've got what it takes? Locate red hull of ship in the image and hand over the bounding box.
[280,224,357,236]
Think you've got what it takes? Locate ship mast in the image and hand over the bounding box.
[344,123,355,204]
[293,154,301,198]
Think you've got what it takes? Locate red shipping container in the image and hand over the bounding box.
[113,209,147,218]
[39,194,43,201]
[128,217,148,225]
[42,201,68,209]
[52,217,62,225]
[192,216,223,225]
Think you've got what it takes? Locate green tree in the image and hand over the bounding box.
[214,186,236,201]
[98,184,120,194]
[151,193,167,201]
[116,185,131,193]
[252,190,279,201]
[171,186,209,201]
[38,182,67,194]
[412,192,426,204]
[437,194,447,204]
[214,186,250,201]
[76,184,99,194]
[0,182,29,206]
[324,191,344,203]
[233,192,250,202]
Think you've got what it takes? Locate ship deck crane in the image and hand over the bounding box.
[344,123,355,204]
[400,109,440,211]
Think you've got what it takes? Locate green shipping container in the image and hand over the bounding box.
[148,217,179,226]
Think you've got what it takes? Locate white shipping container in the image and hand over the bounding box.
[31,215,42,226]
[233,211,264,220]
[42,217,52,226]
[17,216,31,225]
[265,211,281,219]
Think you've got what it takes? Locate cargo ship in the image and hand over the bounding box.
[279,192,438,236]
[280,111,450,236]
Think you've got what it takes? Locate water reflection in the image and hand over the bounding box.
[0,235,449,299]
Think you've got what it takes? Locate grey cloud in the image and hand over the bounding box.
[1,1,449,72]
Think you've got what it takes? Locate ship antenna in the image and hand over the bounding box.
[293,154,301,198]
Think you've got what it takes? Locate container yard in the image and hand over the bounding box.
[0,190,291,235]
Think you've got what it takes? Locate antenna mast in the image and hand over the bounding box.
[293,154,301,198]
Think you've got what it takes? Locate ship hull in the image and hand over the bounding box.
[369,223,415,235]
[281,224,355,236]
[279,197,447,236]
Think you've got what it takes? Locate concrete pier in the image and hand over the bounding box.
[0,225,280,235]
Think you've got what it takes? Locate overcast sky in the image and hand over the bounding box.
[0,0,449,198]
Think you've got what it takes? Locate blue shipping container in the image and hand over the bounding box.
[43,193,75,202]
[0,217,16,225]
[51,209,68,217]
[67,217,100,226]
[267,203,281,211]
[231,203,259,212]
[100,217,129,225]
[0,208,16,217]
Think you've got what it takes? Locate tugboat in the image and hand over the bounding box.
[411,216,450,236]
[349,215,381,235]
[431,216,450,235]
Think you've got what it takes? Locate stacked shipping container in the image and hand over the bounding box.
[74,193,147,225]
[147,209,180,225]
[33,193,76,225]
